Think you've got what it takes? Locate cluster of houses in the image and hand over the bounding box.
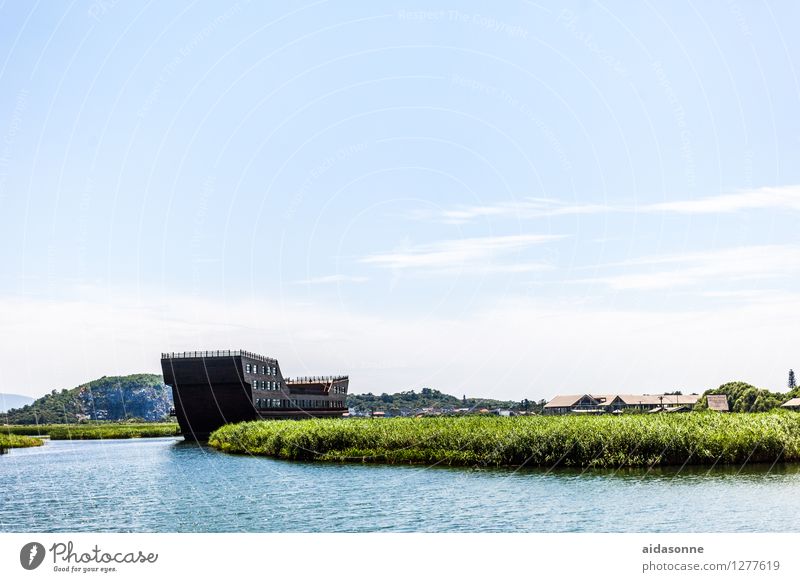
[542,393,701,415]
[543,393,800,415]
[345,393,800,418]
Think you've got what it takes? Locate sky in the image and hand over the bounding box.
[1,1,799,400]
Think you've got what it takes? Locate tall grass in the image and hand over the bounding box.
[0,433,43,451]
[208,412,800,468]
[2,423,181,440]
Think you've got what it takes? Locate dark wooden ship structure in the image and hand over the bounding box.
[161,350,348,440]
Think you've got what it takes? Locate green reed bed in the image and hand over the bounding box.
[208,412,800,468]
[2,423,181,440]
[0,433,43,452]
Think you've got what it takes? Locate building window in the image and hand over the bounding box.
[246,363,251,373]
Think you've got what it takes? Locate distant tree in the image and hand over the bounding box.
[789,369,796,390]
[697,381,784,412]
[462,394,466,404]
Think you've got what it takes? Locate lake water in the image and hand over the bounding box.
[2,437,799,532]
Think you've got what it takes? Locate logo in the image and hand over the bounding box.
[20,542,46,570]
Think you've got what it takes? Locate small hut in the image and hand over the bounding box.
[706,394,729,412]
[781,398,800,411]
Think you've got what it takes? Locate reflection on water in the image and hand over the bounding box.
[2,437,799,533]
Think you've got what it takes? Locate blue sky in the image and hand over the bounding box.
[1,1,799,399]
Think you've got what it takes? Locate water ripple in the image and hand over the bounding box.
[2,438,800,532]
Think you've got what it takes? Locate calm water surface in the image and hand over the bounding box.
[2,437,799,532]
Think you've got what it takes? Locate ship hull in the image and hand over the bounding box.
[161,350,348,440]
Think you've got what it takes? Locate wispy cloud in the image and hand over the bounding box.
[643,185,800,214]
[413,198,610,224]
[583,245,800,290]
[360,234,563,272]
[476,262,553,274]
[293,274,368,285]
[417,185,800,224]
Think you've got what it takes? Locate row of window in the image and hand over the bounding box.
[256,398,345,409]
[254,380,280,390]
[332,385,347,394]
[245,363,277,376]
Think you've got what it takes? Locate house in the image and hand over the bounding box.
[542,394,604,415]
[543,393,700,415]
[781,398,800,410]
[616,394,700,411]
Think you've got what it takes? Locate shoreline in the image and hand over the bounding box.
[2,423,181,440]
[0,433,43,452]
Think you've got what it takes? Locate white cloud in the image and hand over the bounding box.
[360,233,563,272]
[417,185,800,225]
[475,262,553,274]
[413,198,611,224]
[583,245,800,290]
[643,185,800,214]
[293,274,368,285]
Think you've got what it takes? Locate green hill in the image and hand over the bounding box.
[2,374,173,425]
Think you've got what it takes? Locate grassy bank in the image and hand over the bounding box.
[208,412,800,468]
[2,423,181,440]
[0,433,43,451]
